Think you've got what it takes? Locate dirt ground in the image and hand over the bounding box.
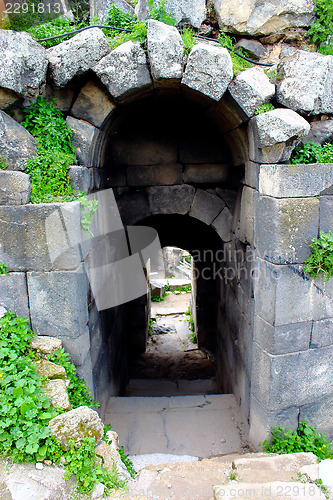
[128,293,216,381]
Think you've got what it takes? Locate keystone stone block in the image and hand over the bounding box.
[252,343,333,410]
[211,207,233,242]
[189,189,225,225]
[28,266,89,339]
[258,163,333,198]
[48,28,110,87]
[71,80,116,127]
[0,110,37,171]
[248,109,310,163]
[66,117,98,167]
[0,171,31,204]
[228,67,275,118]
[147,185,195,215]
[94,41,153,101]
[182,44,233,101]
[0,273,29,318]
[147,20,184,81]
[0,30,48,96]
[254,196,319,264]
[0,202,82,271]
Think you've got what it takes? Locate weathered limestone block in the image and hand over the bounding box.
[48,28,110,88]
[94,41,152,101]
[228,68,275,118]
[66,117,98,167]
[0,171,31,204]
[95,440,130,480]
[311,318,333,348]
[254,196,319,264]
[254,314,312,355]
[189,189,225,225]
[28,266,89,338]
[90,0,135,24]
[234,39,266,61]
[258,163,333,198]
[0,88,20,110]
[135,0,206,28]
[48,406,104,451]
[30,335,62,355]
[36,360,66,380]
[211,207,233,242]
[319,196,333,233]
[43,379,71,411]
[0,202,82,271]
[71,80,116,127]
[0,30,48,96]
[303,119,333,145]
[147,185,195,215]
[277,50,333,115]
[147,20,184,81]
[0,273,29,318]
[213,0,315,36]
[117,191,151,225]
[183,164,229,184]
[252,343,333,410]
[248,109,310,163]
[181,44,233,101]
[127,164,182,186]
[299,397,333,440]
[254,258,333,326]
[68,166,91,193]
[0,110,37,171]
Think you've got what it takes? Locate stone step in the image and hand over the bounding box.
[125,378,218,396]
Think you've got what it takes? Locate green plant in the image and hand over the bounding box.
[0,263,9,275]
[303,231,333,281]
[181,27,195,55]
[47,348,98,409]
[148,318,154,336]
[229,471,237,480]
[77,192,99,236]
[254,103,275,115]
[119,445,136,478]
[151,295,165,302]
[218,31,253,74]
[26,16,78,47]
[308,0,333,54]
[0,157,7,170]
[189,330,196,343]
[290,141,333,164]
[260,421,333,461]
[148,0,176,26]
[264,68,283,84]
[104,5,147,49]
[5,0,55,31]
[63,437,124,493]
[21,97,76,203]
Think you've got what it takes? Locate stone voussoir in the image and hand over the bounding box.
[181,43,233,101]
[93,41,153,101]
[147,19,185,81]
[70,80,116,128]
[146,184,195,215]
[48,28,110,88]
[48,405,104,451]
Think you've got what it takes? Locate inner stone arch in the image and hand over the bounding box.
[89,83,253,430]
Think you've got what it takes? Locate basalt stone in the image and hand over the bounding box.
[0,110,37,171]
[147,20,185,82]
[147,185,195,215]
[0,171,31,204]
[248,108,310,163]
[234,39,267,60]
[66,117,98,167]
[189,189,225,225]
[319,196,333,233]
[0,30,48,96]
[0,273,29,318]
[71,80,116,128]
[48,28,110,88]
[68,166,91,193]
[211,207,233,242]
[127,164,182,186]
[303,119,333,145]
[0,88,21,110]
[94,41,153,102]
[183,164,229,184]
[182,44,233,101]
[277,50,333,115]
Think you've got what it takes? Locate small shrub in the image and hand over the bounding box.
[254,103,275,115]
[303,231,333,281]
[308,0,333,53]
[148,0,176,26]
[181,27,195,55]
[290,141,333,164]
[0,263,9,275]
[260,421,333,461]
[26,17,78,48]
[104,5,147,49]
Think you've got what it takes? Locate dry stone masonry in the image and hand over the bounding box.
[0,18,332,449]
